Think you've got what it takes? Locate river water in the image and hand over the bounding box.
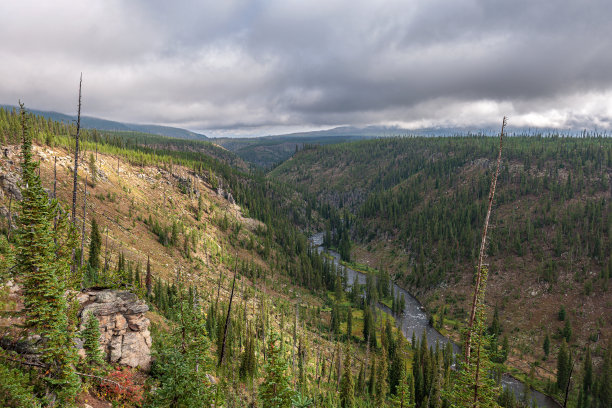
[310,233,560,408]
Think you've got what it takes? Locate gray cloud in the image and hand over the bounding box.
[1,0,611,136]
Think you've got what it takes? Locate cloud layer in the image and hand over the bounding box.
[1,0,611,136]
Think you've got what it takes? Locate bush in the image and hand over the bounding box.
[97,367,144,406]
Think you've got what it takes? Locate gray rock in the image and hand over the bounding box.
[109,335,123,363]
[96,290,117,303]
[77,289,152,371]
[120,332,151,370]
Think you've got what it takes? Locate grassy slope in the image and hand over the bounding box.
[0,142,381,405]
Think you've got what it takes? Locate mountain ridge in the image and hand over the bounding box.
[0,104,209,140]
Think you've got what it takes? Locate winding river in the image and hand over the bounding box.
[310,233,561,408]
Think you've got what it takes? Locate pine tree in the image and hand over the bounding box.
[391,366,415,408]
[15,104,79,402]
[259,334,294,408]
[339,346,354,408]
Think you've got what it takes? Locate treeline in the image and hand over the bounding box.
[274,135,611,292]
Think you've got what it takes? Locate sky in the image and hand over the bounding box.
[1,0,612,137]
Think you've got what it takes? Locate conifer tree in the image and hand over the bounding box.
[239,329,256,380]
[339,346,354,408]
[86,217,101,284]
[446,268,501,408]
[81,311,105,370]
[145,255,152,298]
[88,152,97,187]
[347,306,353,339]
[357,363,365,396]
[150,296,214,407]
[597,340,611,408]
[375,353,389,407]
[543,333,550,358]
[557,339,571,392]
[259,334,294,408]
[391,366,415,408]
[15,104,79,402]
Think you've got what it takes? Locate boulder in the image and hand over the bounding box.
[77,289,151,371]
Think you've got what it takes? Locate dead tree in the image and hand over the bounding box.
[79,175,88,267]
[218,257,238,367]
[71,73,83,224]
[6,194,12,241]
[464,116,506,363]
[53,156,57,198]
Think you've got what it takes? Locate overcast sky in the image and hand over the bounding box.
[1,0,611,137]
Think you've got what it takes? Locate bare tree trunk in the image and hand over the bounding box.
[563,357,575,408]
[465,116,506,363]
[71,73,83,224]
[292,301,298,385]
[219,257,238,367]
[80,175,88,267]
[215,265,222,310]
[53,156,57,199]
[6,194,12,241]
[336,342,341,390]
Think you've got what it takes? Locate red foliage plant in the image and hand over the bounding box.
[97,366,144,405]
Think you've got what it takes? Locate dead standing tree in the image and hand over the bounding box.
[71,73,83,224]
[218,254,238,367]
[79,175,88,267]
[464,116,506,364]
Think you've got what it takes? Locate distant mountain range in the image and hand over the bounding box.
[263,124,586,139]
[0,105,208,140]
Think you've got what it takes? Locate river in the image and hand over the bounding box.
[310,233,561,408]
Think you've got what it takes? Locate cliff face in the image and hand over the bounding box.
[77,289,151,371]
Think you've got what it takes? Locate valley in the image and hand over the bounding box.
[0,107,610,408]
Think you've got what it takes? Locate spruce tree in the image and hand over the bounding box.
[375,353,389,407]
[15,104,79,402]
[347,306,353,339]
[598,340,612,408]
[543,333,550,358]
[145,255,152,298]
[88,152,97,187]
[259,334,294,408]
[557,340,570,391]
[391,366,415,408]
[446,267,501,408]
[81,311,105,371]
[86,217,101,285]
[339,346,354,408]
[150,296,214,407]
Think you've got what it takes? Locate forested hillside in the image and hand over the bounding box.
[1,106,610,407]
[272,135,612,397]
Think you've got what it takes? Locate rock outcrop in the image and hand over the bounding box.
[78,289,151,371]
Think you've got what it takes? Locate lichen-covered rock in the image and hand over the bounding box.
[78,289,151,371]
